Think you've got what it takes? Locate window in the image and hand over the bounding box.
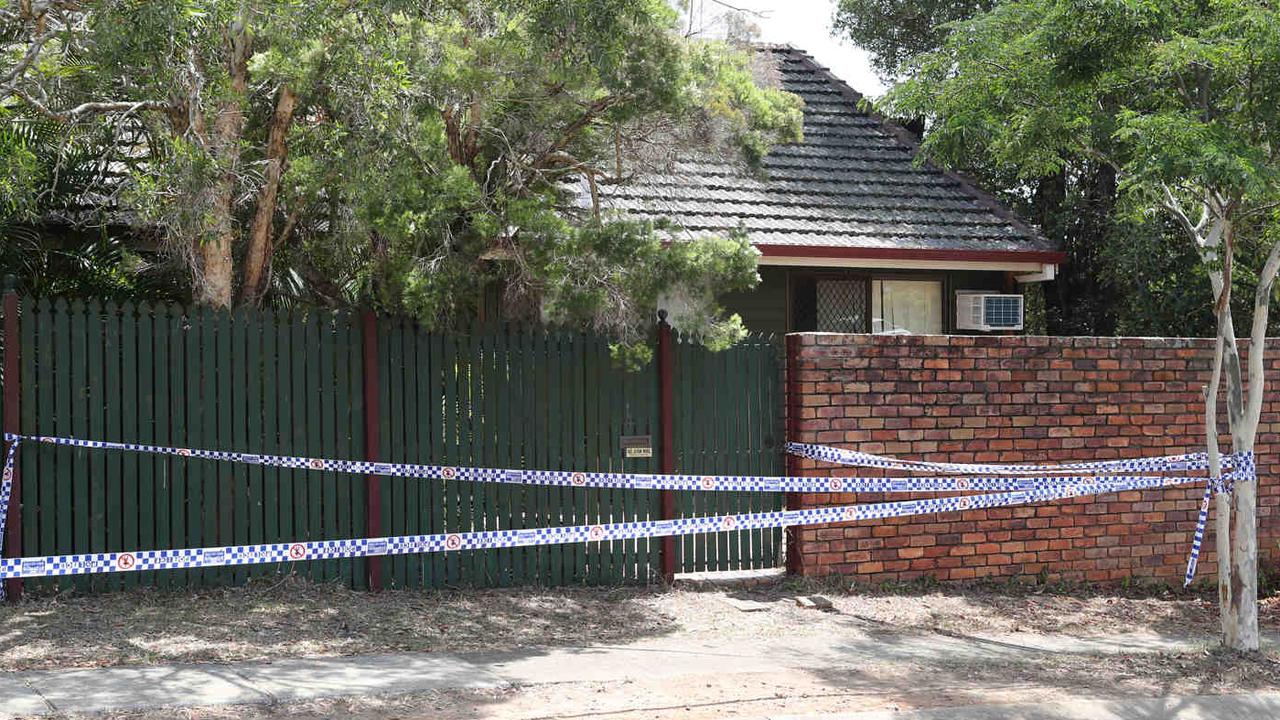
[872,279,943,335]
[814,279,868,333]
[790,276,867,332]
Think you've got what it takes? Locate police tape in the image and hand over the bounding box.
[1182,455,1257,586]
[0,470,1199,581]
[0,433,1204,495]
[0,434,1247,587]
[789,441,1258,587]
[0,438,18,598]
[787,441,1248,476]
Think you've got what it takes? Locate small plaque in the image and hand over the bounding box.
[621,434,653,458]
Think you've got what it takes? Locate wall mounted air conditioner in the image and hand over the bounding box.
[955,292,1024,331]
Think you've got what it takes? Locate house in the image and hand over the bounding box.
[598,45,1064,336]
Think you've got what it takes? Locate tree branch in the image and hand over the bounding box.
[533,95,623,169]
[0,20,51,94]
[10,88,168,122]
[1161,183,1203,243]
[1243,236,1280,431]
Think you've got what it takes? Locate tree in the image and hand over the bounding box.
[832,0,990,79]
[833,0,1133,338]
[2,1,801,354]
[881,0,1280,651]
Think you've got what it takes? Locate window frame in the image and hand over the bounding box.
[869,274,947,336]
[787,269,950,334]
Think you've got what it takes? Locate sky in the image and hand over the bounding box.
[690,0,888,96]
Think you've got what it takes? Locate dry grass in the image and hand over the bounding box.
[8,577,1280,719]
[4,575,1278,672]
[778,576,1280,638]
[0,577,675,672]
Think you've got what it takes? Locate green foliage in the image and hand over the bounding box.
[884,0,1280,201]
[880,0,1280,335]
[3,0,801,351]
[833,0,991,79]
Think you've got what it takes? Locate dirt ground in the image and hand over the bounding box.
[5,577,1280,719]
[79,647,1280,720]
[3,575,1279,673]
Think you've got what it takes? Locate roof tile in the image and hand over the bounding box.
[598,46,1057,256]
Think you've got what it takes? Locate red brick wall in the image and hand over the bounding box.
[786,334,1280,585]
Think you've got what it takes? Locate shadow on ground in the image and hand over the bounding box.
[0,576,677,672]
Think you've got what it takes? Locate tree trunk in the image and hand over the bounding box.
[1229,431,1259,650]
[196,16,252,309]
[1204,333,1235,646]
[240,84,297,305]
[1216,486,1236,646]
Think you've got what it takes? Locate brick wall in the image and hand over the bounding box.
[785,333,1280,585]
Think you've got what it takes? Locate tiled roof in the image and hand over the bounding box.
[599,45,1059,257]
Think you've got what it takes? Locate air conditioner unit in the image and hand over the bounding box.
[955,292,1024,331]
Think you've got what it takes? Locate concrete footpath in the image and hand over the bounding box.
[774,694,1280,720]
[3,630,1278,719]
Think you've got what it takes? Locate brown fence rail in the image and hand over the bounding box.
[0,293,784,594]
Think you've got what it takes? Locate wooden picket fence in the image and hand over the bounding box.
[0,294,784,593]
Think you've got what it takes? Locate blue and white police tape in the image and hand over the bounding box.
[792,441,1257,587]
[787,441,1248,476]
[0,433,1196,496]
[0,469,1201,581]
[1183,452,1257,586]
[0,438,19,598]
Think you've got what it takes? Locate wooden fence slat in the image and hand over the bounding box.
[483,330,502,585]
[291,312,310,576]
[66,299,88,591]
[188,305,209,587]
[137,302,160,586]
[441,330,460,585]
[214,310,233,585]
[401,318,422,588]
[167,305,188,587]
[333,312,354,587]
[85,300,106,591]
[152,303,172,587]
[302,313,323,581]
[491,328,511,586]
[546,333,565,586]
[345,312,367,590]
[533,331,549,585]
[18,297,38,589]
[508,328,529,586]
[319,313,339,582]
[583,336,602,584]
[676,339,694,573]
[241,304,262,579]
[385,318,405,587]
[270,311,288,550]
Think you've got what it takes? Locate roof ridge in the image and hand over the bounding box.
[768,45,1050,246]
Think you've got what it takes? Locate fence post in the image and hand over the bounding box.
[784,333,801,576]
[657,311,676,584]
[3,288,22,601]
[362,310,383,591]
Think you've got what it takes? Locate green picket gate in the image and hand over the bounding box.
[0,295,784,593]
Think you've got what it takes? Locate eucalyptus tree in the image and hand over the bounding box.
[2,0,801,353]
[882,0,1280,650]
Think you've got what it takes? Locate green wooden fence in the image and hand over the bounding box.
[0,295,784,592]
